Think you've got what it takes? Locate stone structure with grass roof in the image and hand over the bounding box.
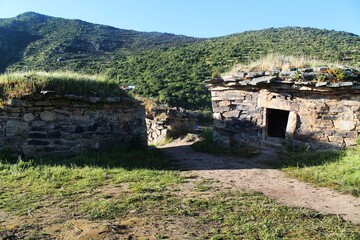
[205,55,360,150]
[0,72,147,158]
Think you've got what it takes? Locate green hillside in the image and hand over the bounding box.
[107,27,360,108]
[0,12,201,73]
[1,12,359,109]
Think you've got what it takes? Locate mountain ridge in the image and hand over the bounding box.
[1,12,359,109]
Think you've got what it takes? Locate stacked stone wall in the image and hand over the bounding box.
[0,93,146,158]
[146,108,197,144]
[210,87,360,150]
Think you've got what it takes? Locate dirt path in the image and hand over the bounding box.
[160,140,360,224]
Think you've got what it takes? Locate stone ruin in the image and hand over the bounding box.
[0,92,147,158]
[205,66,360,150]
[146,107,197,144]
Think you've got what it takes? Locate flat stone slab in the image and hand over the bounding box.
[204,78,224,84]
[249,76,277,86]
[326,82,354,88]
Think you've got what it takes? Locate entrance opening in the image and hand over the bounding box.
[267,109,290,138]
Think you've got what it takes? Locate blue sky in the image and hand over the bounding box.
[0,0,359,37]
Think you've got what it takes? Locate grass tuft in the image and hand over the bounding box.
[0,71,128,99]
[227,53,356,73]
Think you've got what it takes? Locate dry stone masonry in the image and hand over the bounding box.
[146,108,197,144]
[0,92,146,158]
[205,66,360,150]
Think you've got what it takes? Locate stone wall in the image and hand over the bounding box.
[146,108,197,144]
[206,75,360,150]
[0,93,146,158]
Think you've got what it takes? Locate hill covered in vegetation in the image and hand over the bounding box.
[1,12,360,109]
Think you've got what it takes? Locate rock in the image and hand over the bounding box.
[344,138,358,146]
[40,111,56,121]
[10,99,32,107]
[247,71,264,78]
[85,140,100,149]
[204,78,224,84]
[280,71,292,77]
[315,66,329,72]
[73,115,91,123]
[346,131,358,139]
[234,72,246,78]
[222,110,240,118]
[28,132,47,139]
[249,76,277,86]
[286,111,298,139]
[213,107,230,113]
[213,113,222,120]
[334,120,356,131]
[301,68,313,72]
[222,74,235,81]
[64,94,87,101]
[315,82,328,87]
[105,97,121,103]
[119,113,133,122]
[302,72,317,80]
[87,97,102,103]
[238,80,251,86]
[6,136,23,146]
[28,140,50,146]
[23,113,35,122]
[34,101,50,106]
[6,120,29,136]
[327,82,354,88]
[218,100,231,107]
[40,90,56,95]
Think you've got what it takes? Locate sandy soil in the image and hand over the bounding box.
[159,140,360,224]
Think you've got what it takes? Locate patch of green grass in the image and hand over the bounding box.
[0,145,359,239]
[167,191,360,239]
[195,179,217,192]
[0,71,128,99]
[80,188,360,239]
[276,147,360,196]
[192,129,257,157]
[0,146,180,215]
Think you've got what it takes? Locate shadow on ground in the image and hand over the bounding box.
[160,140,344,171]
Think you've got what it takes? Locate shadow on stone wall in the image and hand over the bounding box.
[213,116,355,152]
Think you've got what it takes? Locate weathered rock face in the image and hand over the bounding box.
[206,75,360,150]
[0,93,147,158]
[146,108,197,144]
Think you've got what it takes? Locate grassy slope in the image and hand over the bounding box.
[0,147,359,239]
[1,12,360,109]
[0,12,201,73]
[106,27,360,109]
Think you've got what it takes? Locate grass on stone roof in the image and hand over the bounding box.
[228,53,358,73]
[0,71,129,99]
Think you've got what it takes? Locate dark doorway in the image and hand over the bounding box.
[267,109,289,138]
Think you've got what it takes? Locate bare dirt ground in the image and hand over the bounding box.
[160,140,360,225]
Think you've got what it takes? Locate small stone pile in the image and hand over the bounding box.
[146,107,197,144]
